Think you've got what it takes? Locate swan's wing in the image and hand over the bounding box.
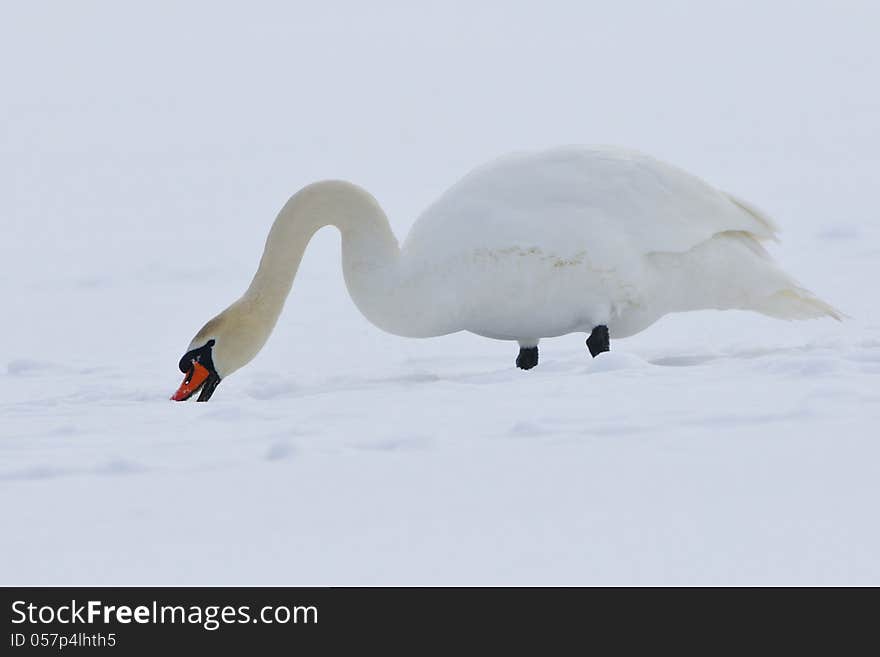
[403,146,777,270]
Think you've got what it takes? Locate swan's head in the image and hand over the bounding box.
[170,300,276,402]
[170,339,222,402]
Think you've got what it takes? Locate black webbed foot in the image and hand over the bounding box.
[586,325,610,358]
[516,346,539,370]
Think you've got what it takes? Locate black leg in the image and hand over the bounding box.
[586,325,610,358]
[516,346,539,370]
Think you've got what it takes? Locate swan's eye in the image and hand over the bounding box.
[177,341,216,375]
[178,352,195,373]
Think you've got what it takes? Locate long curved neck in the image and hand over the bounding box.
[191,180,447,378]
[243,180,420,340]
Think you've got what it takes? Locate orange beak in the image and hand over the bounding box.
[171,361,211,401]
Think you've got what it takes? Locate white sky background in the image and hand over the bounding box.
[3,1,878,238]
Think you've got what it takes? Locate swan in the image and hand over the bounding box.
[171,146,841,401]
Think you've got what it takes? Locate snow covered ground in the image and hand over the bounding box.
[2,1,879,584]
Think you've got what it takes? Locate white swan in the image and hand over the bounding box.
[171,146,841,401]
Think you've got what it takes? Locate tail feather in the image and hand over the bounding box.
[753,287,845,322]
[650,229,844,323]
[715,226,844,322]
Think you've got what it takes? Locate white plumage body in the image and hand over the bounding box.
[388,146,835,343]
